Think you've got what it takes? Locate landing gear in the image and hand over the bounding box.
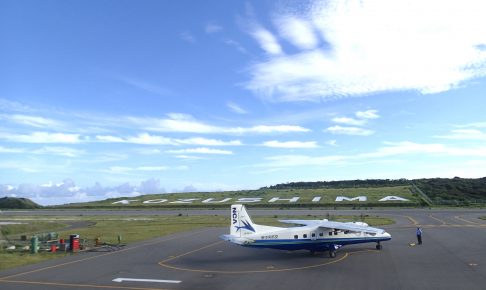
[329,249,337,258]
[376,242,382,250]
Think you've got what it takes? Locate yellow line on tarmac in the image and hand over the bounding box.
[159,252,350,274]
[405,215,419,225]
[428,214,446,225]
[454,216,480,225]
[161,241,224,263]
[0,279,169,290]
[0,229,209,281]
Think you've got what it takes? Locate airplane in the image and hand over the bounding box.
[220,204,391,258]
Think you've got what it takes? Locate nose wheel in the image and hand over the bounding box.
[376,242,382,250]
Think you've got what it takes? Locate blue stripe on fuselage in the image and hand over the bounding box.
[243,237,391,251]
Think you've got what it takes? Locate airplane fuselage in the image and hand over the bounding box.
[235,225,391,251]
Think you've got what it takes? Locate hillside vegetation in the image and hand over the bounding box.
[0,197,42,209]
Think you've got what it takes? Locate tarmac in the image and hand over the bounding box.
[1,209,485,290]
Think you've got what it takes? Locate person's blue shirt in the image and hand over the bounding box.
[416,228,422,236]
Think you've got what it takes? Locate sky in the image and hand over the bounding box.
[1,0,486,205]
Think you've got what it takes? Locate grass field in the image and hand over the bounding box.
[0,213,394,271]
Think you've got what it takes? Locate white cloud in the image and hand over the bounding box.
[128,114,309,134]
[331,117,366,126]
[116,76,171,96]
[0,114,63,129]
[96,133,176,145]
[363,141,486,158]
[205,23,223,34]
[325,139,338,146]
[176,137,242,146]
[32,147,84,158]
[325,125,374,136]
[224,39,248,54]
[0,132,82,143]
[258,141,486,169]
[275,16,318,50]
[174,155,205,160]
[435,129,486,140]
[251,26,282,55]
[227,102,248,114]
[107,166,169,174]
[356,110,379,120]
[0,178,167,205]
[0,146,24,153]
[166,147,233,155]
[96,133,241,146]
[180,31,196,43]
[262,140,318,149]
[246,0,486,101]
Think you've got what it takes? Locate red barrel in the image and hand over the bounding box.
[72,239,79,252]
[69,234,80,252]
[50,245,57,252]
[59,238,65,244]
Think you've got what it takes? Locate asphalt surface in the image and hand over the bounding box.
[1,209,485,290]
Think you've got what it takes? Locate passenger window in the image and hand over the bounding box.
[334,231,338,235]
[294,235,298,239]
[312,233,316,237]
[319,232,323,237]
[303,234,307,238]
[328,232,332,236]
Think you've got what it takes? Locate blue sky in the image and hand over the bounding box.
[1,0,486,205]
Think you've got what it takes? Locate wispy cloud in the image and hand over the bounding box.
[356,110,379,120]
[327,109,379,135]
[0,98,34,113]
[250,26,282,55]
[259,141,486,169]
[116,76,172,96]
[180,31,196,43]
[227,102,248,114]
[435,129,486,140]
[331,117,366,126]
[96,133,241,146]
[166,147,233,155]
[0,114,64,129]
[224,39,248,54]
[127,113,309,135]
[325,125,374,136]
[96,133,176,145]
[107,166,169,174]
[0,132,82,143]
[275,15,318,50]
[245,0,486,101]
[205,22,223,34]
[262,140,318,149]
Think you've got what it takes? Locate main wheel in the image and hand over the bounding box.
[376,243,382,250]
[329,250,337,258]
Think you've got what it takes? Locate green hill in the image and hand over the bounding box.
[57,177,486,209]
[0,197,42,209]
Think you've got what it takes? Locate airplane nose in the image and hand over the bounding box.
[384,232,391,238]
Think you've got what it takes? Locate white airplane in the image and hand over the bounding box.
[221,204,391,257]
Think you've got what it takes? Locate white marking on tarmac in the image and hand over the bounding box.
[113,278,181,284]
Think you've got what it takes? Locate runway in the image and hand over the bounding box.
[1,209,485,290]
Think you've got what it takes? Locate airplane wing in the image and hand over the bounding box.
[279,220,385,234]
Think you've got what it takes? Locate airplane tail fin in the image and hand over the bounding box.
[230,204,257,237]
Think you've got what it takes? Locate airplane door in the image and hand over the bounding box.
[311,231,317,241]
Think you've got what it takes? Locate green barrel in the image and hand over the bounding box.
[30,236,38,254]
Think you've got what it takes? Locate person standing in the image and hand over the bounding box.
[416,227,423,245]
